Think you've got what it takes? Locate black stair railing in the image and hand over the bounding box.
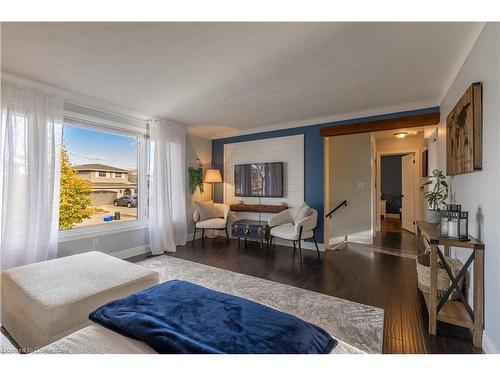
[325,200,347,219]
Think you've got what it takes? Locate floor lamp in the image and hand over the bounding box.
[204,168,222,201]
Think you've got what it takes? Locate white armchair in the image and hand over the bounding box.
[268,204,320,260]
[192,202,230,246]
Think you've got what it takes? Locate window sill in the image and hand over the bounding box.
[58,221,148,242]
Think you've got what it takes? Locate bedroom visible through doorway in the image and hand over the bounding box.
[371,126,437,256]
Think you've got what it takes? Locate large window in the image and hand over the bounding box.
[59,118,146,233]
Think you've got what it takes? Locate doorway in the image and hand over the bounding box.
[374,151,418,254]
[401,153,416,233]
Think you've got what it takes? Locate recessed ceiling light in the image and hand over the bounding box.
[394,132,408,139]
[409,131,418,135]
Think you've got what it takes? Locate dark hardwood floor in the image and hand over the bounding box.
[130,235,482,354]
[373,217,417,257]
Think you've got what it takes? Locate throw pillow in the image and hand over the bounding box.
[294,202,312,224]
[195,200,220,221]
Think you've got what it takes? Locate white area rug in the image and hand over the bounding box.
[138,255,384,353]
[1,326,18,354]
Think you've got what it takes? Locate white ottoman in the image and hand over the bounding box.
[1,251,159,351]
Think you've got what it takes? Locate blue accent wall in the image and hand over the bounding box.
[212,106,439,243]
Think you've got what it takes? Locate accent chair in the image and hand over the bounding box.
[268,203,320,260]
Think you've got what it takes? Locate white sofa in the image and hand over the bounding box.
[1,251,159,351]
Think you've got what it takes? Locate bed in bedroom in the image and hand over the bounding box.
[27,254,385,354]
[36,324,362,354]
[36,280,364,354]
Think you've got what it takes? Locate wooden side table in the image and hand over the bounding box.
[416,221,485,348]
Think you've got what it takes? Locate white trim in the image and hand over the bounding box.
[330,233,373,245]
[64,110,148,135]
[109,245,150,260]
[58,112,149,240]
[483,331,500,354]
[186,232,325,252]
[375,149,421,233]
[58,223,148,242]
[272,238,325,252]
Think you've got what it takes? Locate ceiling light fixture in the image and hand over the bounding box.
[394,131,408,139]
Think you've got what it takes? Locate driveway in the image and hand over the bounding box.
[73,204,138,228]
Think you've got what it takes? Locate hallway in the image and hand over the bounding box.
[373,217,417,257]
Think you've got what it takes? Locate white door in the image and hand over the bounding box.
[401,153,415,233]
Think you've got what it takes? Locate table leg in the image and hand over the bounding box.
[429,244,438,335]
[416,225,422,254]
[444,245,450,257]
[473,249,484,347]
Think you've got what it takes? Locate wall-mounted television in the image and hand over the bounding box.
[234,162,283,198]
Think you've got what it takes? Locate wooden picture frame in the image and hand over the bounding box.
[446,82,483,176]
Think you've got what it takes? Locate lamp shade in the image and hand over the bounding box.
[204,169,222,183]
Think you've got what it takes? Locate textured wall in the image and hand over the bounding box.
[436,23,499,353]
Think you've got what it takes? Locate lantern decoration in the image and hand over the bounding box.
[440,204,469,241]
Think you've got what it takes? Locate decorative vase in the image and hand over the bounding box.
[426,209,441,224]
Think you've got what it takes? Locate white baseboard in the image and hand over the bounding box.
[272,237,325,252]
[483,330,499,354]
[330,234,373,245]
[109,245,150,259]
[187,231,324,251]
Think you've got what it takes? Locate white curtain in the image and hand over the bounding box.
[0,81,63,270]
[148,121,187,254]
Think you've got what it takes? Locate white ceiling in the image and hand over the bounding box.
[1,22,484,138]
[374,126,426,141]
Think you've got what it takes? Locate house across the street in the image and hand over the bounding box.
[74,164,137,205]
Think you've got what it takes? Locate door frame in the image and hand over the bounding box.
[375,148,421,233]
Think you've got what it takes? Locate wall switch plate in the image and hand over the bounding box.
[357,182,365,189]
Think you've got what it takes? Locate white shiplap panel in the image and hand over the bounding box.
[223,135,304,220]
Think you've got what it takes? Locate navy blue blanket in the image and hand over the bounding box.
[89,280,337,354]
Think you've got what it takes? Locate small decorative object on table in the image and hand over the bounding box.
[440,204,469,241]
[422,169,448,224]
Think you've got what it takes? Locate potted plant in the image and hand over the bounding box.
[188,167,204,195]
[422,169,448,224]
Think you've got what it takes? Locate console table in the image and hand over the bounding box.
[231,219,270,251]
[415,221,485,348]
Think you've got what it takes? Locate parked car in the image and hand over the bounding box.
[113,195,137,208]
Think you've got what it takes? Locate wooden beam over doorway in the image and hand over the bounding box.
[319,111,440,137]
